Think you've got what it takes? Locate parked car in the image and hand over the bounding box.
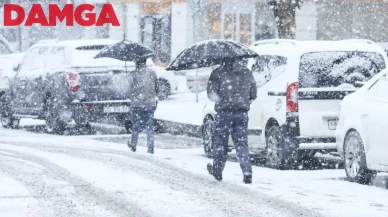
[0,39,178,134]
[0,52,25,95]
[336,69,388,184]
[201,39,388,169]
[377,42,388,56]
[184,67,215,93]
[0,52,25,125]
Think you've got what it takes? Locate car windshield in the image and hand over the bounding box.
[299,51,385,88]
[251,55,288,88]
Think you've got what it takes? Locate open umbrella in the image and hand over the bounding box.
[94,39,154,72]
[165,39,258,71]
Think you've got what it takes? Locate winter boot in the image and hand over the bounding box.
[207,163,222,181]
[147,148,154,154]
[128,141,136,152]
[243,174,252,184]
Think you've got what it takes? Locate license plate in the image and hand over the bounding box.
[103,106,130,113]
[328,120,338,130]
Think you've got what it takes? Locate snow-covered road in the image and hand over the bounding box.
[0,128,387,217]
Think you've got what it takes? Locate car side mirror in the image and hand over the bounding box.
[355,81,366,88]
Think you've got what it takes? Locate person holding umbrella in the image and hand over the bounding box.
[206,58,257,184]
[166,40,258,183]
[95,40,157,154]
[127,58,159,154]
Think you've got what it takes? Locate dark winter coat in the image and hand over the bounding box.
[207,63,257,113]
[128,67,158,108]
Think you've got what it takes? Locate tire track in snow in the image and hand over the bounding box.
[0,149,152,217]
[0,144,227,217]
[0,166,40,217]
[1,142,323,217]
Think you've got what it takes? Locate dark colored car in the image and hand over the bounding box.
[0,39,123,133]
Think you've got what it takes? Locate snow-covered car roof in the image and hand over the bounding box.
[30,39,156,69]
[250,39,387,59]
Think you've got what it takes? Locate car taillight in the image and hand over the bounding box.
[286,82,298,112]
[82,105,92,110]
[66,72,79,92]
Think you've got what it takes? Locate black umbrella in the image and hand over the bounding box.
[166,39,258,71]
[94,39,154,72]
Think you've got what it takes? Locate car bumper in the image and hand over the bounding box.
[72,100,131,124]
[282,113,337,151]
[299,143,337,150]
[296,137,337,151]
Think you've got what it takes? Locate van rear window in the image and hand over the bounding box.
[299,51,385,88]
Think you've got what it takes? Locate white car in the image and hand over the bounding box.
[202,39,388,169]
[0,52,25,92]
[336,69,388,184]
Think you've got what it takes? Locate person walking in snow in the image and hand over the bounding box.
[206,58,257,184]
[128,58,158,154]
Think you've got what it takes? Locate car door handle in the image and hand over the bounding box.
[362,114,369,117]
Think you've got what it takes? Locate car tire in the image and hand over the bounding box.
[202,116,214,158]
[153,119,164,134]
[80,123,93,135]
[124,120,132,134]
[265,125,297,170]
[157,79,171,101]
[1,116,11,128]
[45,113,65,135]
[344,130,377,185]
[44,99,65,135]
[10,118,20,129]
[1,116,9,128]
[1,116,19,129]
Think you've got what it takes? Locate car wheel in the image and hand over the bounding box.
[1,116,19,129]
[153,119,164,134]
[265,125,297,170]
[10,118,20,129]
[124,120,132,134]
[44,109,65,135]
[79,123,93,135]
[344,130,376,185]
[157,79,171,101]
[1,116,11,128]
[202,116,214,158]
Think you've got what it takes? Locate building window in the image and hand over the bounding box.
[206,3,221,34]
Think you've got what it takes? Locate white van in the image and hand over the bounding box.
[201,39,388,169]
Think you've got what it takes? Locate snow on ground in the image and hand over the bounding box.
[0,175,39,217]
[155,76,208,125]
[0,128,387,217]
[0,129,319,217]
